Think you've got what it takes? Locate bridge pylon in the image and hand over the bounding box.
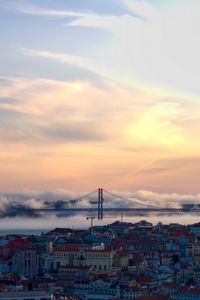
[98,188,104,220]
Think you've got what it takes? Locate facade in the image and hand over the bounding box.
[53,246,80,269]
[12,248,41,279]
[53,247,114,272]
[73,280,146,299]
[0,291,51,300]
[83,249,114,271]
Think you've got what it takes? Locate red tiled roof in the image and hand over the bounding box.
[110,222,134,227]
[135,276,154,283]
[86,249,112,253]
[54,246,80,252]
[134,296,168,300]
[180,262,191,268]
[129,256,144,264]
[164,282,178,289]
[113,239,126,245]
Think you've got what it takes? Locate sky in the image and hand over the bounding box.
[0,0,200,201]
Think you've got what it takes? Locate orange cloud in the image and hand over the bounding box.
[0,77,199,193]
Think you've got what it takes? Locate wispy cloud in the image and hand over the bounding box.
[65,0,200,96]
[16,0,200,97]
[4,1,145,20]
[21,47,96,75]
[4,2,89,18]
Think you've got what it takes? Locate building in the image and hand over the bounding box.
[12,248,41,279]
[0,291,51,300]
[53,246,115,272]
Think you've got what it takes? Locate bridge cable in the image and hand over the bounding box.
[63,189,98,203]
[104,189,157,208]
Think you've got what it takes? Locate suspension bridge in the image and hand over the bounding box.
[34,188,200,220]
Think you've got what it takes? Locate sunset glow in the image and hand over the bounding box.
[0,0,200,196]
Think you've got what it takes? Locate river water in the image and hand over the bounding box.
[0,212,200,235]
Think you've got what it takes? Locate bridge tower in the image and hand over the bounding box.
[98,188,104,220]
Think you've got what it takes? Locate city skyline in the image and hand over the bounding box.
[0,0,200,196]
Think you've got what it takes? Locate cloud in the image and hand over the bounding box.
[3,2,90,18]
[0,75,200,193]
[0,189,100,218]
[0,0,200,197]
[0,75,187,149]
[65,0,200,96]
[0,79,101,145]
[105,189,200,209]
[0,189,78,218]
[14,0,200,96]
[3,0,144,20]
[21,47,97,77]
[1,188,200,219]
[0,45,105,87]
[0,76,150,144]
[38,121,105,142]
[129,190,200,208]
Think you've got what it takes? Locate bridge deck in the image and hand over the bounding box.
[36,208,200,213]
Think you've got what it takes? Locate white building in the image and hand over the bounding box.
[53,246,115,272]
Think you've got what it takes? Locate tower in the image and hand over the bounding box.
[98,188,104,220]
